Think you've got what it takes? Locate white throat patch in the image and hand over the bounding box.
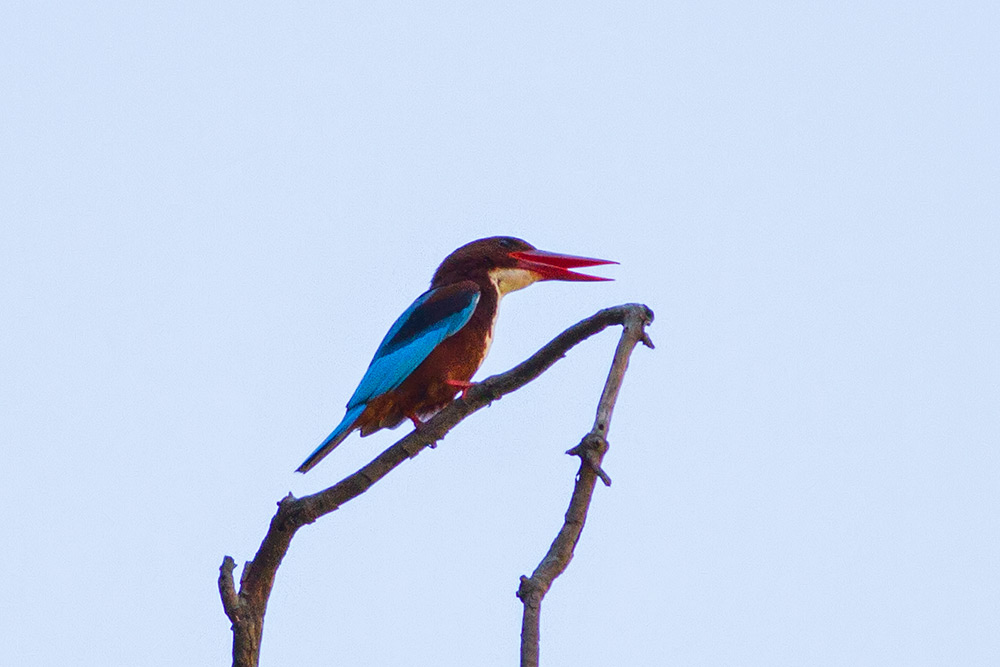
[489,267,542,296]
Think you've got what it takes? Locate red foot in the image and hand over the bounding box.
[405,411,437,448]
[444,379,475,399]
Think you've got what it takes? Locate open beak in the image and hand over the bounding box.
[509,249,617,282]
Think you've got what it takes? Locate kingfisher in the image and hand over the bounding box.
[296,236,615,473]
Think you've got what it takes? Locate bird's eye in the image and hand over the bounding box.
[498,238,514,249]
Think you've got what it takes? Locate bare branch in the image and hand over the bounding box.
[517,305,655,667]
[218,303,654,667]
[218,556,240,623]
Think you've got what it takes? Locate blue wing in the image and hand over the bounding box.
[345,282,481,410]
[297,282,480,473]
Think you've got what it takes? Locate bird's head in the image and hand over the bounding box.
[431,236,616,294]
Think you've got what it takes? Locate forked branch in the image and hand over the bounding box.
[218,303,654,667]
[516,304,654,667]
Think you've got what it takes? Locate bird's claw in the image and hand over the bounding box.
[406,413,438,448]
[444,379,476,400]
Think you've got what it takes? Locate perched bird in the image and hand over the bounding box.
[296,236,615,473]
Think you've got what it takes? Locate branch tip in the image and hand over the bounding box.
[218,556,241,622]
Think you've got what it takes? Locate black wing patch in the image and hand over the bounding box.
[382,283,480,354]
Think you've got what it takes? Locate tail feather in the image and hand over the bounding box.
[296,403,366,473]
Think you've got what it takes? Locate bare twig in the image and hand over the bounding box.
[517,304,655,667]
[218,303,654,667]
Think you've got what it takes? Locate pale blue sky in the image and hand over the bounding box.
[2,2,998,665]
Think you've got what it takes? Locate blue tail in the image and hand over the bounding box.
[296,403,366,473]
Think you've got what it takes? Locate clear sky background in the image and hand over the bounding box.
[3,2,998,666]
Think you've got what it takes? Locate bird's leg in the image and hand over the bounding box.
[444,379,475,399]
[405,411,437,448]
[406,412,425,429]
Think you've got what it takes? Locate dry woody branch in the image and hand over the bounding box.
[218,303,654,667]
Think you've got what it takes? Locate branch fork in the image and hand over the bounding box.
[517,303,653,667]
[218,303,653,667]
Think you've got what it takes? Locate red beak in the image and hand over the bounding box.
[509,249,617,282]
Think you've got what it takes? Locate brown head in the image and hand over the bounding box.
[430,236,616,293]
